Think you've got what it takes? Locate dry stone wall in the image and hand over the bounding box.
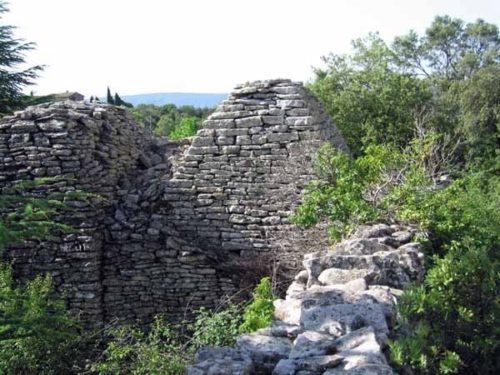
[0,101,159,323]
[0,79,348,326]
[164,79,348,274]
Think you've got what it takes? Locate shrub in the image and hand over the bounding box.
[0,265,80,374]
[390,174,500,375]
[390,242,499,374]
[239,277,275,333]
[91,316,186,375]
[291,143,408,240]
[190,304,243,349]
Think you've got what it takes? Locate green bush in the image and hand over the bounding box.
[390,242,499,374]
[0,265,80,374]
[389,174,500,375]
[91,316,186,375]
[291,143,408,240]
[239,277,275,333]
[190,304,242,349]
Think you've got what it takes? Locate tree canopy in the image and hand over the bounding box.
[0,1,43,115]
[312,16,499,162]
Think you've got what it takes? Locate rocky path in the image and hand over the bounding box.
[188,223,425,374]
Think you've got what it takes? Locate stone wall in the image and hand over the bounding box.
[164,79,348,275]
[0,79,349,325]
[0,101,159,323]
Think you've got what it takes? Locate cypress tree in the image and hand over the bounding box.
[114,93,123,106]
[106,87,114,105]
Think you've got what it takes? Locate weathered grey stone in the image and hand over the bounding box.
[334,239,393,256]
[237,334,293,373]
[318,268,373,286]
[286,281,306,299]
[273,355,344,375]
[331,327,389,371]
[324,364,394,375]
[187,347,254,375]
[303,247,424,289]
[274,298,302,325]
[290,331,337,359]
[188,224,420,375]
[295,270,309,284]
[301,303,389,340]
[235,116,263,127]
[352,224,394,239]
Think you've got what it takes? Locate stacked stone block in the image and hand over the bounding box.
[164,79,348,270]
[0,101,156,323]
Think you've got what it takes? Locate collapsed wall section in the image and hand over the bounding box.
[0,101,235,325]
[0,79,350,325]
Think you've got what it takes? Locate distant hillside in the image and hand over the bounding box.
[121,93,227,108]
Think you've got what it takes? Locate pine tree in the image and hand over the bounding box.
[0,1,43,114]
[106,87,114,105]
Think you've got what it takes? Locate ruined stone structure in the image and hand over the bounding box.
[0,79,349,326]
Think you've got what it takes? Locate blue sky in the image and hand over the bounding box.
[5,0,500,96]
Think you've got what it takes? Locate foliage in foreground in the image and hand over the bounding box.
[239,276,275,333]
[0,265,80,375]
[293,143,499,374]
[190,304,243,349]
[91,316,187,375]
[0,178,99,374]
[91,276,275,374]
[389,173,500,375]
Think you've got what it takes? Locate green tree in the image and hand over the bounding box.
[393,16,499,80]
[311,33,432,157]
[129,104,163,131]
[389,174,500,375]
[168,116,200,140]
[0,1,43,115]
[313,16,499,163]
[458,64,500,162]
[302,16,499,374]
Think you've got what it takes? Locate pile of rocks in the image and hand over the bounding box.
[188,223,425,374]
